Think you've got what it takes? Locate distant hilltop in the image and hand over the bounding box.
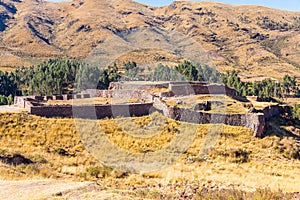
[0,0,299,81]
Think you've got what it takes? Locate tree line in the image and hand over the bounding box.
[222,70,299,100]
[124,60,222,83]
[0,59,299,106]
[0,59,120,105]
[0,70,16,105]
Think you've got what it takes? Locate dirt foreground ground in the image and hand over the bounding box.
[0,180,131,200]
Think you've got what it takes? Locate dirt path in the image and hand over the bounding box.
[0,106,26,113]
[0,180,128,200]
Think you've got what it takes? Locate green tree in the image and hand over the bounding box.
[175,60,199,81]
[76,65,101,90]
[282,75,296,97]
[151,64,181,81]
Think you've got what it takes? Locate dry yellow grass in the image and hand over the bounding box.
[248,98,279,110]
[0,111,299,196]
[166,94,249,114]
[102,113,178,153]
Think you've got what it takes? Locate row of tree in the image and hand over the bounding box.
[222,70,298,99]
[0,70,17,97]
[0,59,120,98]
[124,60,222,83]
[0,59,299,105]
[0,70,17,105]
[14,59,82,96]
[123,61,299,99]
[77,63,120,90]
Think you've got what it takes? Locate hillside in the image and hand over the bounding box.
[0,0,300,81]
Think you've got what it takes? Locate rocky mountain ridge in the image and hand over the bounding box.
[0,0,300,81]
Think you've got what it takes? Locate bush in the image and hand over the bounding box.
[293,104,300,119]
[54,147,68,156]
[196,187,290,200]
[210,148,251,163]
[7,94,13,105]
[0,94,15,106]
[86,166,112,178]
[0,95,8,105]
[86,166,100,178]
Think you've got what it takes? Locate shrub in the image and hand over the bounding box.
[86,166,100,178]
[293,104,300,119]
[0,95,8,105]
[210,148,251,163]
[7,94,13,105]
[54,148,68,156]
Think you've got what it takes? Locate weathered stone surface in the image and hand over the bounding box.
[169,83,236,97]
[110,82,169,90]
[193,103,208,111]
[30,103,156,119]
[153,98,266,137]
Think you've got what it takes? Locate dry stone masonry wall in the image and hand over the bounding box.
[14,82,291,138]
[30,103,155,119]
[153,97,265,137]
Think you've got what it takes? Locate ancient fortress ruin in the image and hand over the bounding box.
[14,81,290,138]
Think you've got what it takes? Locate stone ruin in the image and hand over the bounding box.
[13,81,292,138]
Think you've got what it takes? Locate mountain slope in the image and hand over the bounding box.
[0,0,299,81]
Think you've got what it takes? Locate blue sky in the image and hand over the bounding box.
[48,0,300,12]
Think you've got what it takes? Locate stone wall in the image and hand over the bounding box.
[83,82,237,99]
[153,97,265,137]
[82,89,112,98]
[15,81,291,138]
[14,94,91,109]
[14,96,35,108]
[111,90,153,102]
[110,82,169,90]
[24,99,34,109]
[30,105,73,118]
[83,89,154,102]
[167,107,265,137]
[30,103,155,119]
[169,81,207,85]
[14,96,25,108]
[262,105,282,119]
[168,83,237,97]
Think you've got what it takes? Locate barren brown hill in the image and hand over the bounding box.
[0,0,300,81]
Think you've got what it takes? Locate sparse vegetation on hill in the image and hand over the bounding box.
[0,0,300,81]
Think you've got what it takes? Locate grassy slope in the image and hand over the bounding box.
[0,0,300,81]
[0,112,299,199]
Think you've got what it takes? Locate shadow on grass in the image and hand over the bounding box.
[231,95,250,103]
[264,115,300,141]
